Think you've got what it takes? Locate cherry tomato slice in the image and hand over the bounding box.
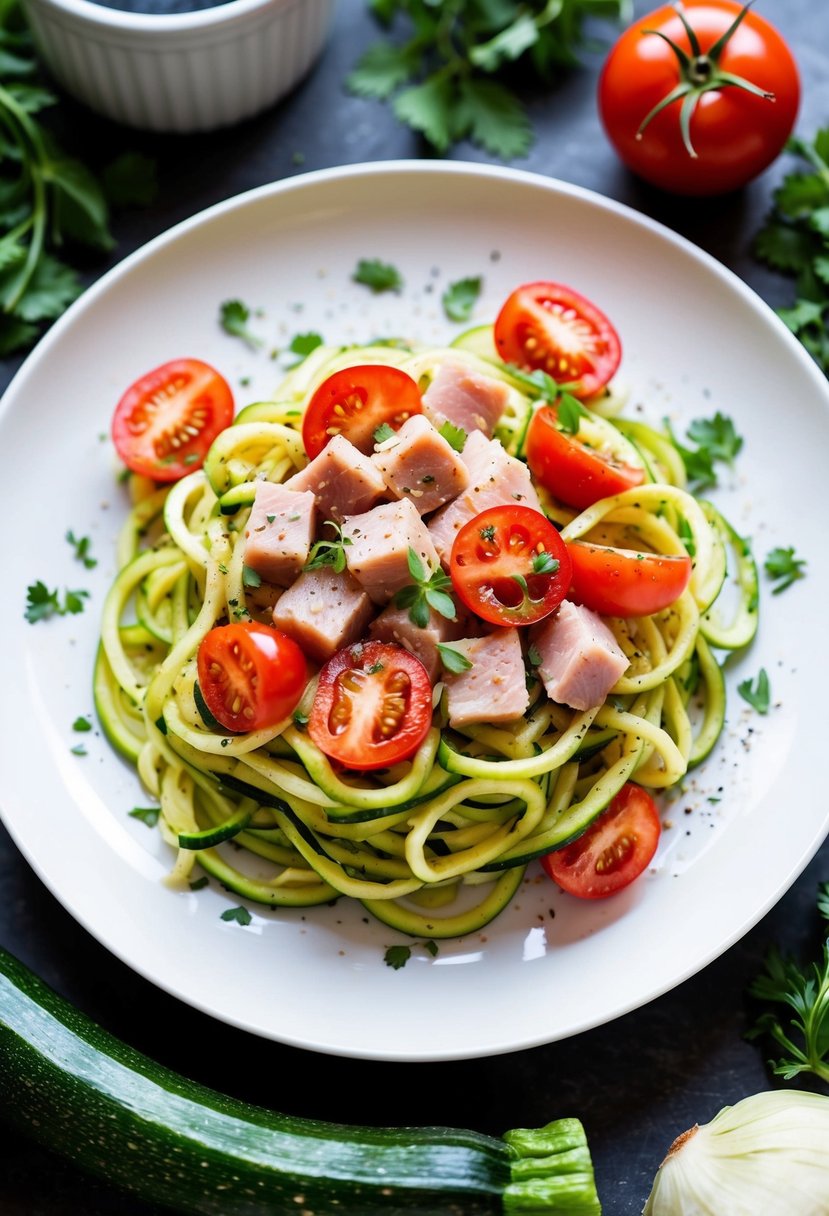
[197,622,306,733]
[308,641,433,772]
[449,505,573,628]
[494,282,621,400]
[112,358,234,483]
[567,540,692,617]
[541,782,661,899]
[302,364,423,460]
[525,405,645,510]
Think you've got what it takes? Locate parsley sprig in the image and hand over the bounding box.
[765,545,807,594]
[0,4,156,354]
[394,547,456,628]
[664,411,743,490]
[754,129,829,373]
[25,580,88,623]
[737,667,770,714]
[347,0,630,159]
[746,883,829,1084]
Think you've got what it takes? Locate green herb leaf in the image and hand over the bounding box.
[288,331,323,358]
[352,257,403,293]
[394,546,456,629]
[438,420,467,452]
[129,806,160,827]
[242,564,262,589]
[220,905,252,926]
[686,412,743,466]
[442,276,482,323]
[101,152,158,208]
[72,716,92,732]
[532,551,559,575]
[764,546,807,594]
[24,580,89,623]
[220,299,262,349]
[66,529,97,569]
[69,744,87,756]
[746,882,829,1084]
[304,521,352,574]
[555,393,587,435]
[384,944,411,969]
[437,643,473,674]
[373,421,396,443]
[737,668,771,714]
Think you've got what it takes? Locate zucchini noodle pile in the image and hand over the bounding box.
[96,335,758,938]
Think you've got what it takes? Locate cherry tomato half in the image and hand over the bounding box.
[598,1,800,197]
[112,358,234,483]
[308,641,433,772]
[494,282,621,400]
[525,405,645,510]
[541,783,661,899]
[302,365,423,460]
[449,505,572,628]
[197,622,306,733]
[567,540,692,617]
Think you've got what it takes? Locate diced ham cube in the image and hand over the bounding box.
[531,600,628,711]
[457,428,493,474]
[271,567,373,665]
[442,629,529,728]
[284,435,387,525]
[244,482,315,587]
[422,359,509,438]
[427,436,541,564]
[370,603,465,683]
[371,415,469,515]
[342,498,440,606]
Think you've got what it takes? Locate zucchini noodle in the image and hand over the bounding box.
[96,329,756,939]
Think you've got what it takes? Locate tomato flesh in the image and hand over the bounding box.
[541,783,661,899]
[308,641,433,771]
[494,282,621,400]
[197,622,306,733]
[567,540,692,617]
[302,364,423,460]
[450,505,572,628]
[112,358,234,483]
[525,405,644,510]
[598,1,800,196]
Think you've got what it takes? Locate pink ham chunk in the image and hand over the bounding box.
[370,603,465,683]
[422,359,509,439]
[443,629,529,728]
[244,482,315,587]
[284,435,387,525]
[531,600,628,711]
[342,498,441,606]
[427,436,541,565]
[271,567,373,665]
[371,415,469,515]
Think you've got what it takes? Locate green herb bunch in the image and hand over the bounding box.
[0,0,155,355]
[754,128,829,375]
[347,0,631,159]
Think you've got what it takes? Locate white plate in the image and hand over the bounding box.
[1,162,827,1062]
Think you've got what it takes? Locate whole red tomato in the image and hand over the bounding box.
[598,1,800,196]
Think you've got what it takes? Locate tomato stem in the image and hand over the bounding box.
[637,0,775,159]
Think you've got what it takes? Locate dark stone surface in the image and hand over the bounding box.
[0,1,826,1212]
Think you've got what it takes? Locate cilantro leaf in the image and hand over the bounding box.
[220,905,252,926]
[346,39,418,99]
[442,276,482,323]
[220,299,262,348]
[25,581,89,623]
[288,331,323,358]
[737,668,771,714]
[384,944,411,969]
[352,257,403,293]
[66,529,97,569]
[438,420,467,452]
[129,805,160,827]
[764,546,806,594]
[685,412,743,466]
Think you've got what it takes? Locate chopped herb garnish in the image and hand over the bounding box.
[70,744,87,756]
[442,276,482,322]
[438,420,467,452]
[665,412,743,490]
[505,364,561,402]
[437,643,473,674]
[374,421,396,444]
[527,644,542,668]
[72,716,92,732]
[764,545,806,594]
[304,521,352,574]
[367,661,385,674]
[738,667,771,714]
[129,806,160,827]
[288,331,323,359]
[25,581,89,623]
[219,299,262,348]
[479,523,496,542]
[352,258,403,293]
[394,547,456,628]
[221,905,252,926]
[555,393,587,435]
[532,550,559,575]
[66,530,97,569]
[384,944,411,969]
[189,876,209,891]
[242,564,262,588]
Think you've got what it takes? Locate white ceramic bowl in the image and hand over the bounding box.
[21,0,335,133]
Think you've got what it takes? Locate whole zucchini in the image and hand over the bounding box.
[0,947,601,1215]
